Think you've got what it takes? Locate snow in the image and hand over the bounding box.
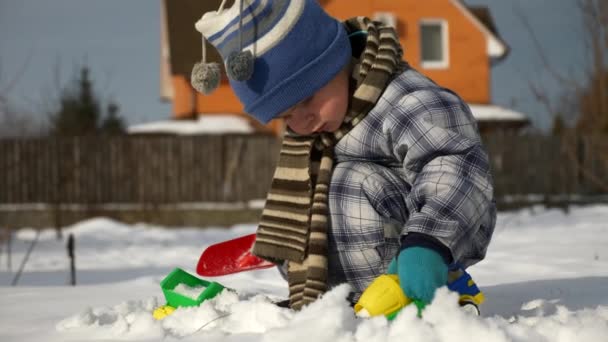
[125,107,526,134]
[469,104,528,122]
[173,284,207,300]
[487,37,507,59]
[127,115,255,135]
[2,205,608,341]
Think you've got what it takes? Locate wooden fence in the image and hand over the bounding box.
[484,134,608,201]
[1,134,607,206]
[0,134,280,204]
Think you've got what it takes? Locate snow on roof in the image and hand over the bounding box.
[469,104,529,122]
[128,114,255,135]
[128,106,526,135]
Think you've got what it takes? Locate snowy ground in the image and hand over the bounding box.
[1,205,608,341]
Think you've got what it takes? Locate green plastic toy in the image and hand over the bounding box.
[153,267,225,320]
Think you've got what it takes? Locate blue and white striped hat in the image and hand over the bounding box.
[195,0,351,124]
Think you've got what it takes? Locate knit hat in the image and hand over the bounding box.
[193,0,352,124]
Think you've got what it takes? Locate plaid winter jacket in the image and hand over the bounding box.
[330,65,497,269]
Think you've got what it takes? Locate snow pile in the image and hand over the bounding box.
[2,205,608,341]
[56,297,164,340]
[54,284,608,341]
[55,286,292,340]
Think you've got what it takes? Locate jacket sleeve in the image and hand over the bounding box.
[384,89,497,267]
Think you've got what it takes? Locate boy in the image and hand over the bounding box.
[194,0,496,311]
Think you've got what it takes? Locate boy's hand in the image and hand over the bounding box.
[387,247,448,304]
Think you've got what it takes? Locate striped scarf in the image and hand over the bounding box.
[252,17,405,310]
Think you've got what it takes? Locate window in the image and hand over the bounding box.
[420,20,449,69]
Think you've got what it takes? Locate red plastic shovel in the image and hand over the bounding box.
[196,233,275,276]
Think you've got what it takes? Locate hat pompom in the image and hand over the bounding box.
[226,50,254,81]
[191,62,221,94]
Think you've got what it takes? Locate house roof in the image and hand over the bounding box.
[163,0,232,76]
[468,7,498,37]
[450,0,509,60]
[466,5,510,61]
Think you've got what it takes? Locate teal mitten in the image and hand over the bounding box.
[387,247,448,305]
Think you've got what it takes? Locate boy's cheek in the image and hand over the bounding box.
[286,113,317,133]
[284,118,299,132]
[285,120,311,135]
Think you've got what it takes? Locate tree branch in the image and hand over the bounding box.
[0,52,33,97]
[513,1,582,89]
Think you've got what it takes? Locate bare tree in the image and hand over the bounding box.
[516,0,607,133]
[0,55,31,106]
[0,55,47,137]
[574,0,608,133]
[0,104,46,137]
[515,0,608,193]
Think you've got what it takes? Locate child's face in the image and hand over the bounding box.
[279,65,350,135]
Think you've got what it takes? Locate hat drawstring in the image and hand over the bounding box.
[225,0,254,82]
[218,0,227,13]
[191,0,254,95]
[238,0,244,51]
[202,34,208,64]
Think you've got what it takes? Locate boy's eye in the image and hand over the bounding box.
[278,107,294,119]
[294,97,312,112]
[300,96,312,107]
[279,111,292,119]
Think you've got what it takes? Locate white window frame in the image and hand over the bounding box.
[373,11,397,29]
[419,19,450,69]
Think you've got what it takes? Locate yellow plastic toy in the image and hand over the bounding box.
[354,275,411,318]
[153,305,176,320]
[355,270,485,319]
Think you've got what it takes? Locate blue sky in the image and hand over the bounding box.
[0,0,587,131]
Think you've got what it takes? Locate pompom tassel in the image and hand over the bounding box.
[226,50,254,82]
[191,62,221,95]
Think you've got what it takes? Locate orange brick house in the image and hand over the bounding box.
[159,0,528,136]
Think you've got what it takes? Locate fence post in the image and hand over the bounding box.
[67,233,76,286]
[576,133,585,193]
[7,228,11,272]
[52,138,63,240]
